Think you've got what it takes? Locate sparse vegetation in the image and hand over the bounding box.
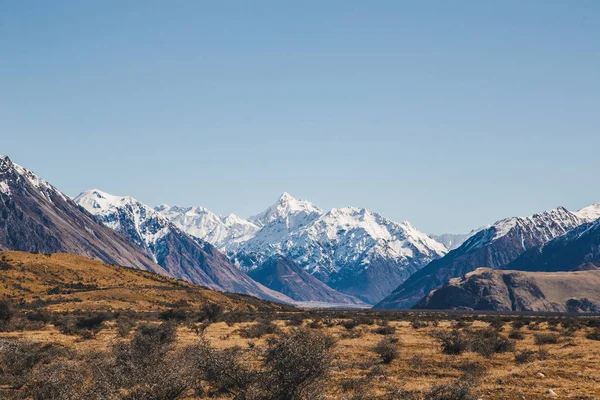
[1,252,600,398]
[372,337,400,364]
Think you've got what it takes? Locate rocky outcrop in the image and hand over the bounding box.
[415,267,600,312]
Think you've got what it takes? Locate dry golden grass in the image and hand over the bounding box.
[2,318,600,399]
[0,251,291,313]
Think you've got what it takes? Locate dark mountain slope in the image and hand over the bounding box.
[375,207,584,309]
[248,256,365,305]
[0,155,165,275]
[504,219,600,273]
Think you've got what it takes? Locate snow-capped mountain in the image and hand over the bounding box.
[0,156,164,274]
[155,205,259,251]
[376,206,586,309]
[231,194,447,304]
[575,203,600,223]
[158,193,446,304]
[74,190,294,303]
[505,216,600,273]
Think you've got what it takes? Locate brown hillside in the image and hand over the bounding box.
[0,251,294,313]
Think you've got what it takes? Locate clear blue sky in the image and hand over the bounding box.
[1,1,599,233]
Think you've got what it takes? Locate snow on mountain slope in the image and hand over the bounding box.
[575,203,600,223]
[155,205,259,251]
[249,192,324,228]
[231,195,447,303]
[0,156,164,274]
[74,190,294,304]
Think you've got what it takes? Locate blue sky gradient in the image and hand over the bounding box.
[1,1,599,233]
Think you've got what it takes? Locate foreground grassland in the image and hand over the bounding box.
[2,309,600,399]
[1,251,600,399]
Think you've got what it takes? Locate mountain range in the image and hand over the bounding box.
[3,153,600,312]
[74,190,293,304]
[159,193,447,304]
[375,207,587,309]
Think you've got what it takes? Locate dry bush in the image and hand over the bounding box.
[184,339,254,396]
[262,327,336,400]
[432,330,470,355]
[340,329,364,339]
[159,308,188,323]
[25,359,92,400]
[454,360,487,381]
[427,379,477,400]
[469,329,514,358]
[510,319,526,330]
[54,313,108,339]
[374,325,396,335]
[115,316,137,338]
[514,350,537,364]
[534,333,560,345]
[197,303,224,323]
[286,314,305,327]
[0,301,12,325]
[411,319,428,329]
[586,329,600,341]
[239,319,281,338]
[372,337,400,364]
[0,340,70,388]
[508,329,525,340]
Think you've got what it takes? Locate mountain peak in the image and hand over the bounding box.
[575,202,600,223]
[278,192,295,202]
[250,193,323,227]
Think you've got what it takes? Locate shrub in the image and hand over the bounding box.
[185,339,254,396]
[159,308,188,323]
[455,361,487,380]
[514,350,536,364]
[25,360,91,400]
[488,319,505,331]
[115,316,136,337]
[239,319,280,338]
[286,314,305,327]
[534,333,560,346]
[469,329,514,358]
[198,303,224,323]
[0,301,13,324]
[432,330,470,355]
[308,320,322,329]
[511,319,526,330]
[262,327,336,400]
[508,330,524,340]
[586,329,600,341]
[372,337,400,364]
[341,319,361,330]
[427,379,476,400]
[55,313,108,338]
[0,340,70,387]
[374,325,396,335]
[411,319,428,329]
[26,310,53,324]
